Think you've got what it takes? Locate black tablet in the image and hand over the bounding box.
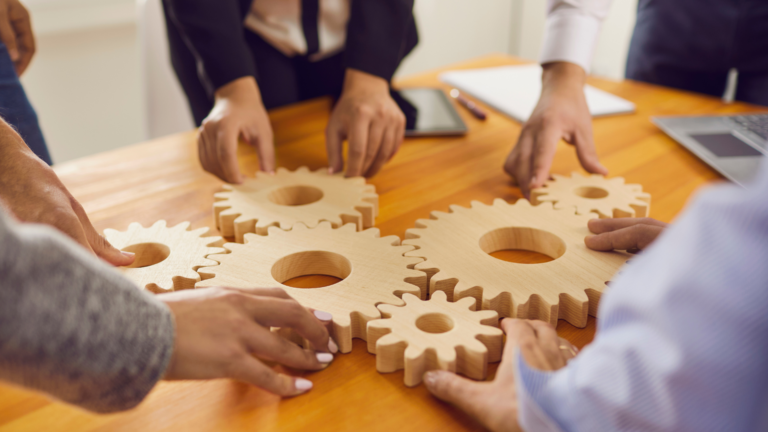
[391,88,468,137]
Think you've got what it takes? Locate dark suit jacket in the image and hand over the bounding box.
[163,0,418,95]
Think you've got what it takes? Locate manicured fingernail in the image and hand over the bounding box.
[294,378,313,392]
[316,352,333,363]
[121,251,135,258]
[328,339,338,354]
[423,371,438,387]
[314,310,332,321]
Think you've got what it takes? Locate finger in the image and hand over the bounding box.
[496,318,536,383]
[573,125,608,176]
[588,217,668,234]
[10,4,33,75]
[388,115,405,162]
[54,210,96,254]
[242,323,331,371]
[238,296,330,353]
[585,224,665,251]
[67,197,135,266]
[365,123,395,177]
[513,132,535,198]
[246,127,275,175]
[227,355,314,397]
[527,320,567,370]
[361,120,384,175]
[0,12,18,62]
[223,286,293,300]
[325,124,345,174]
[345,115,369,177]
[528,125,561,190]
[215,127,244,184]
[423,371,495,425]
[198,128,223,180]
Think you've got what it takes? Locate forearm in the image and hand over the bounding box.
[163,0,256,90]
[540,0,613,72]
[0,211,174,413]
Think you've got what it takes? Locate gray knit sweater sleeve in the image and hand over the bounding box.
[0,210,175,413]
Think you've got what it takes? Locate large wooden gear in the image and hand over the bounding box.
[403,199,631,327]
[214,166,379,242]
[531,172,651,218]
[367,291,503,387]
[196,222,426,353]
[104,221,225,293]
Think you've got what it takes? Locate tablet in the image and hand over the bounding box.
[391,88,468,137]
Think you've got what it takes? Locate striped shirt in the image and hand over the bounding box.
[515,160,768,431]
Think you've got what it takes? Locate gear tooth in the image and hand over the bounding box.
[153,220,168,229]
[380,235,400,246]
[359,227,380,238]
[316,221,334,230]
[607,176,626,184]
[454,296,476,310]
[376,332,405,349]
[242,232,262,243]
[448,204,468,213]
[295,166,310,173]
[514,199,533,207]
[469,200,487,209]
[377,303,400,317]
[492,198,509,207]
[275,167,290,174]
[430,290,448,302]
[128,222,143,230]
[430,210,450,220]
[173,221,192,231]
[189,226,209,237]
[338,223,358,232]
[291,222,309,231]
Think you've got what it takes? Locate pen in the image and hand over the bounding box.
[450,88,487,120]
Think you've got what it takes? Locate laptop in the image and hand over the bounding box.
[652,114,768,186]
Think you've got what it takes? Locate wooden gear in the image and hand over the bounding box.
[367,291,503,387]
[403,199,631,327]
[531,172,651,218]
[214,166,379,242]
[104,221,225,293]
[196,222,426,353]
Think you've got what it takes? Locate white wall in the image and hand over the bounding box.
[18,0,636,164]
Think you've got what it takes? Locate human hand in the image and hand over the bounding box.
[585,217,668,252]
[0,119,134,266]
[423,319,570,432]
[199,77,275,183]
[326,69,405,178]
[504,62,607,198]
[0,0,35,76]
[160,286,337,396]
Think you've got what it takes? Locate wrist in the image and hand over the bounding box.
[214,76,262,104]
[541,62,586,93]
[342,69,389,95]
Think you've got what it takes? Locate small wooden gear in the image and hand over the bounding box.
[367,291,503,387]
[196,222,426,353]
[403,199,631,327]
[104,221,225,293]
[531,172,651,218]
[214,166,379,242]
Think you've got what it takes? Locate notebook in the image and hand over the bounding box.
[439,64,636,123]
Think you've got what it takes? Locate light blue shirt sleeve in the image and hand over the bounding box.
[514,161,768,432]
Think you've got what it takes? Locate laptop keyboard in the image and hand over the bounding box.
[729,115,768,142]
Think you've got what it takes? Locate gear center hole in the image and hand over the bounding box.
[573,186,609,199]
[121,243,171,268]
[480,227,566,264]
[416,313,454,334]
[268,185,324,206]
[272,251,351,289]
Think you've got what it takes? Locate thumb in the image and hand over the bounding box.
[325,124,344,174]
[424,370,492,421]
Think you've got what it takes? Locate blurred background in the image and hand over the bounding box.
[21,0,637,164]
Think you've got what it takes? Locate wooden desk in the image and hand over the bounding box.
[1,55,765,431]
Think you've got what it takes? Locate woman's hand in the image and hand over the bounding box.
[160,286,338,397]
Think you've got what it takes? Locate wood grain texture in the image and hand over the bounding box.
[403,199,630,327]
[369,291,503,387]
[1,54,766,432]
[214,166,378,242]
[531,172,651,218]
[103,220,225,293]
[196,222,426,353]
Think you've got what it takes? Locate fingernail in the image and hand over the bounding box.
[121,251,135,258]
[328,339,338,354]
[327,167,335,174]
[423,371,438,388]
[314,310,332,322]
[294,378,313,392]
[316,352,334,363]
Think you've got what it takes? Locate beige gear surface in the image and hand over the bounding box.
[367,291,503,387]
[104,221,225,293]
[213,166,379,242]
[531,172,651,218]
[196,222,427,353]
[403,199,631,327]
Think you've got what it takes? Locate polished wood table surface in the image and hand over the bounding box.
[1,55,766,431]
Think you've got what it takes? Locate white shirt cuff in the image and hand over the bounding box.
[513,348,566,432]
[539,12,603,73]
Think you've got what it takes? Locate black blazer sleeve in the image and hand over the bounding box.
[163,0,256,91]
[345,0,418,82]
